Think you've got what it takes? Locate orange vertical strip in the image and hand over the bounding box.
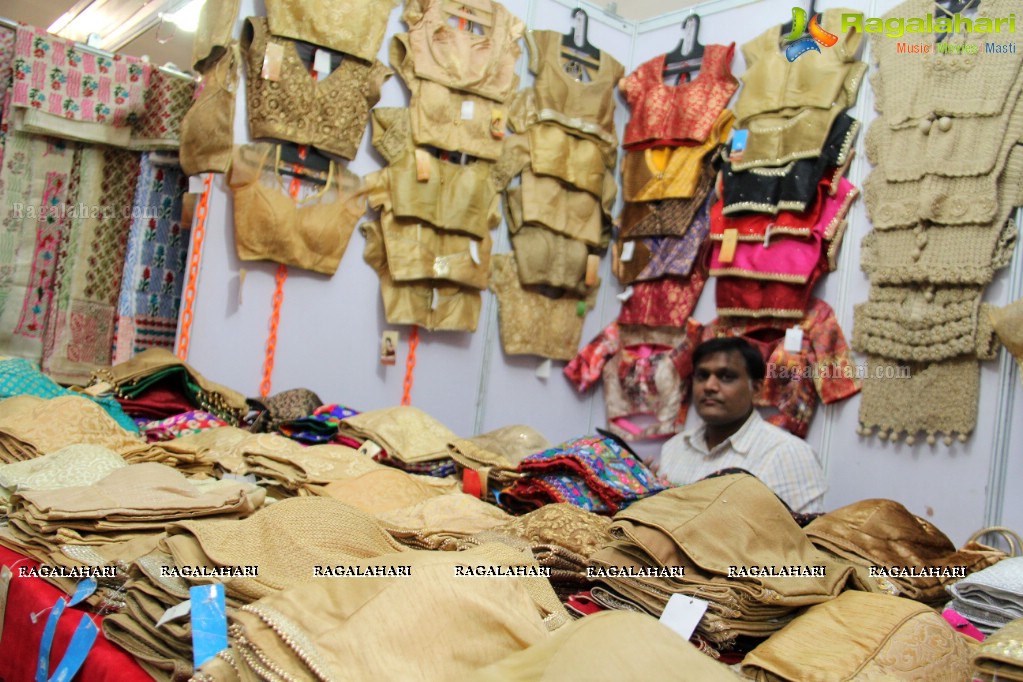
[176,174,212,361]
[401,326,420,406]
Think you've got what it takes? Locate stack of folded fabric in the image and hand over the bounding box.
[588,474,855,648]
[448,424,551,502]
[742,590,977,681]
[276,403,360,444]
[0,443,128,512]
[192,544,570,682]
[501,434,669,514]
[337,405,460,477]
[854,0,1023,444]
[378,493,513,551]
[0,462,263,609]
[948,557,1023,635]
[102,497,409,680]
[973,617,1023,681]
[805,498,1006,608]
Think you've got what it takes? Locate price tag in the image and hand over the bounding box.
[719,229,738,264]
[157,599,192,628]
[261,42,284,81]
[616,286,634,302]
[414,149,432,182]
[313,49,332,76]
[469,240,481,265]
[0,565,12,641]
[188,175,206,194]
[620,241,636,262]
[731,129,749,153]
[359,441,383,458]
[585,254,600,287]
[535,358,552,380]
[461,100,475,120]
[784,326,804,353]
[431,288,440,310]
[67,578,97,608]
[190,584,228,669]
[659,593,709,640]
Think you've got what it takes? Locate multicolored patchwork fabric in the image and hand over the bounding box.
[111,154,188,364]
[11,25,150,128]
[0,357,138,432]
[503,473,611,514]
[138,410,228,443]
[129,68,195,150]
[505,435,670,514]
[278,403,361,444]
[0,26,17,167]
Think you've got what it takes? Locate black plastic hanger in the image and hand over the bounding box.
[663,14,705,78]
[935,0,981,42]
[781,0,817,39]
[277,143,333,185]
[562,8,601,63]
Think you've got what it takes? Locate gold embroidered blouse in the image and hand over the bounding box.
[265,0,400,62]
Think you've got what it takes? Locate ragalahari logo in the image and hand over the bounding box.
[784,7,839,61]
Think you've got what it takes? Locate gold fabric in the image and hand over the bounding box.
[318,468,451,514]
[227,143,366,275]
[991,297,1023,378]
[468,611,740,682]
[492,503,612,559]
[804,498,1005,605]
[513,170,612,248]
[742,591,977,681]
[489,254,595,361]
[975,618,1023,681]
[265,0,399,62]
[192,0,241,72]
[374,210,491,288]
[180,45,239,177]
[0,444,127,503]
[337,405,457,464]
[468,424,551,461]
[398,0,524,102]
[379,493,512,550]
[507,219,595,296]
[361,219,482,331]
[525,123,611,195]
[369,108,503,240]
[622,109,733,201]
[242,17,391,160]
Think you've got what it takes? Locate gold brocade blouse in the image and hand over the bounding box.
[511,171,612,248]
[265,0,400,63]
[362,220,481,332]
[179,45,239,177]
[242,17,391,160]
[397,0,524,103]
[506,211,597,296]
[378,209,492,289]
[622,109,733,201]
[228,144,366,276]
[192,0,240,72]
[367,108,502,240]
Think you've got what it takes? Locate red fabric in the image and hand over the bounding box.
[114,375,197,420]
[617,246,709,328]
[715,258,826,319]
[709,181,830,242]
[462,469,483,499]
[0,546,154,682]
[621,44,738,149]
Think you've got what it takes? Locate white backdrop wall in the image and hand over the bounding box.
[181,0,1023,544]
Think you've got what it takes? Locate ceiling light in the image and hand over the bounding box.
[162,0,206,33]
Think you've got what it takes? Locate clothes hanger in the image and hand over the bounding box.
[780,0,817,39]
[663,13,705,80]
[276,144,332,186]
[934,0,981,43]
[562,9,602,66]
[442,0,494,29]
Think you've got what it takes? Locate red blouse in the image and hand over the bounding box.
[620,43,738,150]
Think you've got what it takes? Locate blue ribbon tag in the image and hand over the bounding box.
[190,584,228,669]
[730,129,749,153]
[36,598,67,682]
[49,615,99,682]
[67,578,97,608]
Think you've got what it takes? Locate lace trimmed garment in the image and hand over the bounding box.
[228,144,366,275]
[265,0,399,62]
[620,43,738,149]
[703,297,860,438]
[974,617,1023,680]
[242,17,391,160]
[565,320,703,441]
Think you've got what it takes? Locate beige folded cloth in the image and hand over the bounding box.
[338,406,458,463]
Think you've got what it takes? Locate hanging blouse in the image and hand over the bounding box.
[362,220,481,332]
[179,45,239,176]
[710,176,858,242]
[702,297,860,438]
[715,258,827,319]
[509,225,596,296]
[523,30,624,150]
[227,144,366,276]
[720,113,859,216]
[613,192,713,285]
[10,26,151,147]
[367,108,501,240]
[395,0,524,103]
[242,17,391,160]
[708,181,855,283]
[193,0,241,72]
[564,320,703,441]
[620,43,738,149]
[617,247,710,329]
[490,254,595,361]
[621,109,733,201]
[509,171,611,248]
[266,0,400,62]
[525,123,611,196]
[377,209,491,289]
[618,155,717,239]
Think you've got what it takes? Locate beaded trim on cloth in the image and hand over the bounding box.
[974,617,1023,680]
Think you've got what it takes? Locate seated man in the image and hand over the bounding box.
[656,337,826,513]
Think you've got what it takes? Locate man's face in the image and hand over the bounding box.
[692,350,761,425]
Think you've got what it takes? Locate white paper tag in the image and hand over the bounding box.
[188,175,206,194]
[156,599,192,628]
[431,288,440,310]
[237,268,247,307]
[313,49,332,75]
[535,358,552,380]
[469,240,481,265]
[222,473,257,485]
[659,593,709,641]
[0,565,12,641]
[461,100,475,120]
[616,286,634,302]
[620,241,636,263]
[359,441,383,458]
[784,326,804,353]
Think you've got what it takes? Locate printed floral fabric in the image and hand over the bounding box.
[617,246,710,328]
[0,129,77,362]
[129,69,195,150]
[112,154,189,365]
[504,435,670,514]
[0,26,16,165]
[42,146,141,384]
[702,297,860,438]
[11,25,151,144]
[138,411,229,443]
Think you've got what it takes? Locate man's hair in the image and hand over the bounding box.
[693,337,766,382]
